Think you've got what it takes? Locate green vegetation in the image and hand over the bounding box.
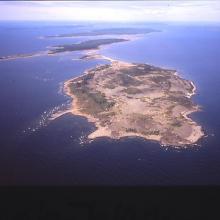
[168,96,192,108]
[120,64,164,77]
[126,128,137,133]
[118,73,142,86]
[70,79,115,116]
[121,87,142,94]
[129,113,153,129]
[171,120,182,127]
[94,64,111,72]
[49,39,128,54]
[141,130,160,136]
[65,60,202,146]
[103,83,116,89]
[150,75,170,84]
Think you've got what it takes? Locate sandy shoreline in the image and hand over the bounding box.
[64,78,164,143]
[0,51,49,61]
[0,35,134,62]
[63,79,98,124]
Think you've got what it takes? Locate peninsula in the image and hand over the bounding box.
[48,38,128,54]
[0,38,128,61]
[64,56,204,147]
[44,27,158,38]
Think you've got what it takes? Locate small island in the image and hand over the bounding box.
[64,56,204,147]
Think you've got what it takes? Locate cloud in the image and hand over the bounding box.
[0,1,219,22]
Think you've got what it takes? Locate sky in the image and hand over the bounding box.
[0,1,220,23]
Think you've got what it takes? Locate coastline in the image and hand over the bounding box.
[64,54,204,147]
[0,51,49,61]
[64,76,163,143]
[178,79,204,144]
[63,78,98,124]
[0,36,133,62]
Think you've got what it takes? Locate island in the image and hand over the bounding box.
[0,27,205,147]
[0,38,128,61]
[64,55,204,147]
[0,51,48,61]
[44,27,158,38]
[48,38,128,54]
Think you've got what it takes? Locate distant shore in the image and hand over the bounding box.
[0,38,130,62]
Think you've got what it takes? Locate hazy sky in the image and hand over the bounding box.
[0,1,220,23]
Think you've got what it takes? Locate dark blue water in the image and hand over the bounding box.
[0,21,220,185]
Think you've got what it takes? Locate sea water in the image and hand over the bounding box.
[0,21,220,185]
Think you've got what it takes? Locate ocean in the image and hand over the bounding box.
[0,21,220,185]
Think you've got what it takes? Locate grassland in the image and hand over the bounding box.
[65,58,204,147]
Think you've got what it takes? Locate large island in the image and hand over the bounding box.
[64,55,204,147]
